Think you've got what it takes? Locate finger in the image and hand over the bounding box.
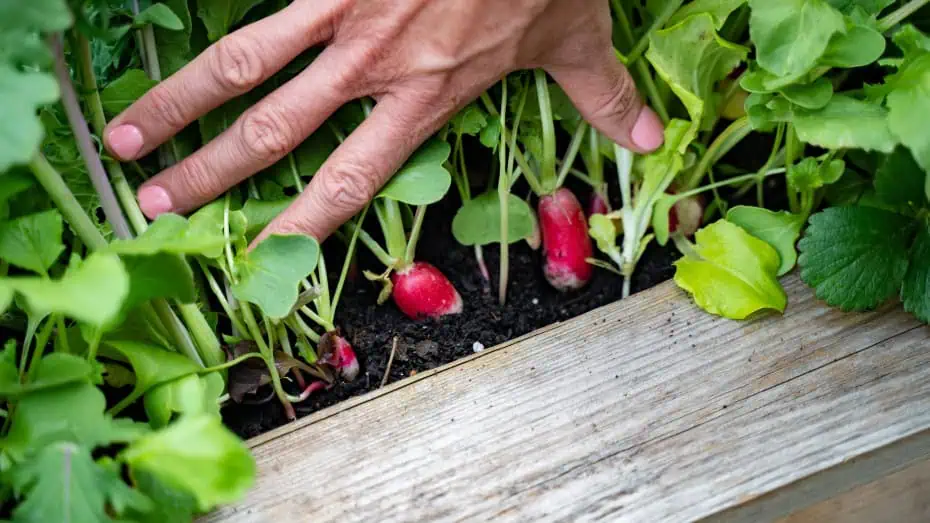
[256,91,453,244]
[547,50,665,154]
[104,0,339,161]
[135,47,351,218]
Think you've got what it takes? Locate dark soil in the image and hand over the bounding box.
[221,131,789,440]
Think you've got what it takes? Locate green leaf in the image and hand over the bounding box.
[154,0,193,77]
[144,372,223,428]
[0,353,97,398]
[135,3,185,31]
[240,197,294,238]
[874,147,929,208]
[826,0,893,16]
[450,104,489,136]
[101,340,201,407]
[798,206,915,310]
[726,206,805,276]
[377,139,452,205]
[748,0,846,80]
[588,213,622,262]
[779,78,833,109]
[4,381,148,457]
[196,0,263,41]
[122,253,197,309]
[902,223,930,323]
[451,191,535,246]
[820,24,886,67]
[107,213,228,259]
[793,95,897,153]
[0,0,72,33]
[0,252,129,327]
[265,128,339,187]
[120,414,255,512]
[125,470,199,523]
[787,156,846,193]
[0,210,63,275]
[646,13,749,143]
[885,52,930,174]
[100,69,157,118]
[673,220,787,320]
[667,0,748,29]
[10,442,151,523]
[231,234,320,319]
[0,66,60,172]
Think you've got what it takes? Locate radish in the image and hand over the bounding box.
[539,187,594,291]
[319,330,360,382]
[587,191,611,216]
[391,261,464,319]
[667,186,705,237]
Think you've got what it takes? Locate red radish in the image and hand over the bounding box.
[587,191,611,216]
[292,381,327,402]
[391,261,463,319]
[667,187,705,237]
[320,331,360,382]
[538,187,594,291]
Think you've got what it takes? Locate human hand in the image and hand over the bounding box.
[104,0,665,244]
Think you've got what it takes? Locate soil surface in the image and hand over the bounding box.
[221,132,788,440]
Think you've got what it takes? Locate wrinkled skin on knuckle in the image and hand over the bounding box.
[322,158,381,215]
[145,85,189,131]
[239,106,300,163]
[173,157,223,204]
[212,34,267,92]
[591,71,639,122]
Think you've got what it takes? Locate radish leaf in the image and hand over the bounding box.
[100,69,157,117]
[135,3,185,31]
[0,209,64,275]
[196,0,264,42]
[377,139,452,205]
[451,191,535,246]
[231,234,320,319]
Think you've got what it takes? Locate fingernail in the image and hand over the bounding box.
[138,185,173,218]
[107,125,144,160]
[631,106,665,152]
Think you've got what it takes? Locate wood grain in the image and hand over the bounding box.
[776,459,930,523]
[202,276,928,523]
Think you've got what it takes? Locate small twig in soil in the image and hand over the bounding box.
[380,337,399,389]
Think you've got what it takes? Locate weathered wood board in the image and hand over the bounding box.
[776,459,930,523]
[203,275,929,523]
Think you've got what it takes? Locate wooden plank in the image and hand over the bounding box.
[203,276,928,523]
[775,458,930,523]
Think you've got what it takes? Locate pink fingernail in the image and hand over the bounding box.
[107,125,144,160]
[631,106,665,152]
[138,185,173,218]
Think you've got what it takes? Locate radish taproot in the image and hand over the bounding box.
[539,187,594,291]
[320,330,360,382]
[391,262,464,319]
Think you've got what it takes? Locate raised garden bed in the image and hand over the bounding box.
[2,1,930,522]
[202,275,930,522]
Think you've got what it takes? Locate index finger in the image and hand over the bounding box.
[104,0,338,162]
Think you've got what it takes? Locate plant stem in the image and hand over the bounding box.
[756,124,786,208]
[685,117,752,191]
[49,34,132,240]
[555,122,588,188]
[199,351,265,374]
[71,34,149,234]
[332,204,368,313]
[478,93,545,195]
[878,0,930,31]
[610,0,670,122]
[240,302,295,419]
[343,220,396,267]
[404,206,428,266]
[625,0,683,65]
[498,78,511,305]
[376,199,408,266]
[29,155,107,250]
[153,300,204,366]
[534,69,558,193]
[198,259,249,335]
[22,316,56,380]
